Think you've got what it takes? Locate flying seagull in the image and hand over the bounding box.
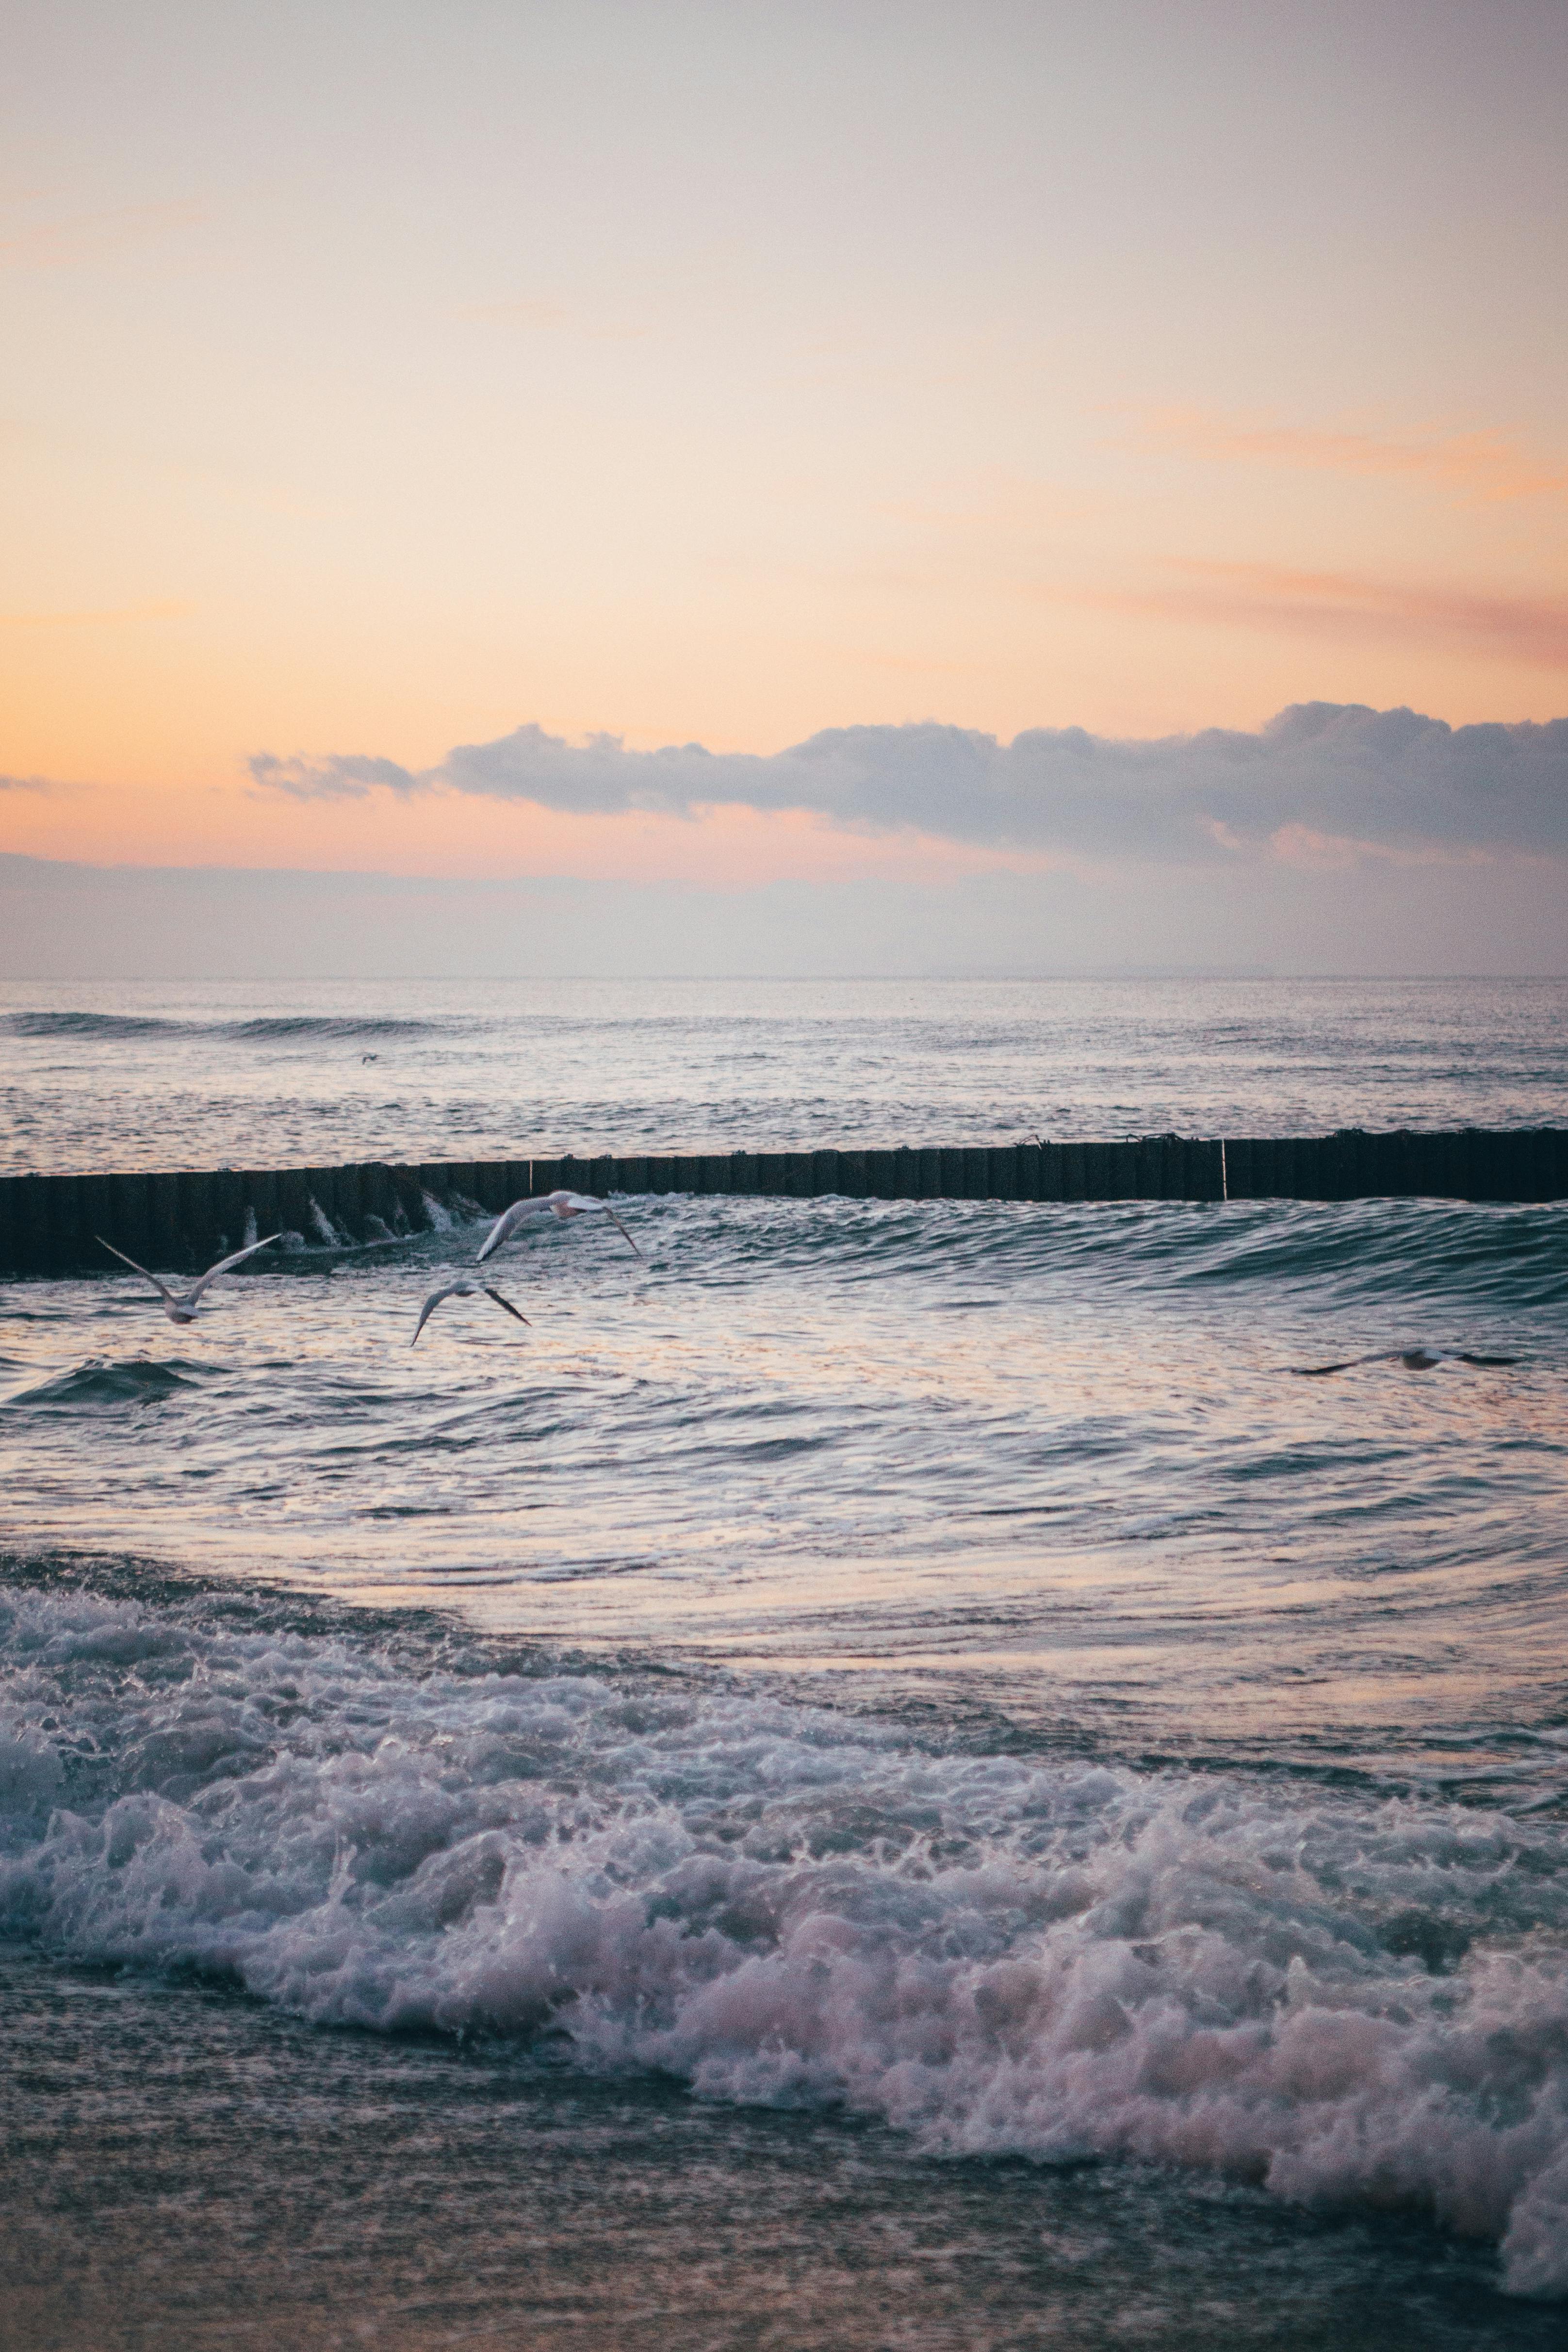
[1291,1347,1518,1377]
[96,1232,282,1325]
[476,1190,641,1264]
[410,1279,531,1347]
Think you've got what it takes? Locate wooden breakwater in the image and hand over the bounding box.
[0,1130,1564,1278]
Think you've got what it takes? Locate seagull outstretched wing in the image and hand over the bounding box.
[1292,1347,1518,1377]
[595,1201,642,1258]
[185,1232,283,1303]
[96,1235,176,1303]
[477,1191,642,1263]
[476,1198,553,1263]
[411,1279,530,1345]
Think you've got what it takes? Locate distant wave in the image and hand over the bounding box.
[3,1585,1566,2300]
[1,1012,184,1039]
[218,1015,442,1042]
[1,1011,446,1045]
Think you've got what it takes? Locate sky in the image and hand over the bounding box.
[2,0,1565,973]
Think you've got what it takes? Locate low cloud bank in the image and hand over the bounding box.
[250,703,1568,864]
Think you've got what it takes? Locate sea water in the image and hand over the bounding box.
[1,978,1566,2349]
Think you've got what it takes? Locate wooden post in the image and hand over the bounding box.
[1105,1143,1137,1200]
[148,1171,181,1267]
[359,1162,398,1235]
[276,1169,312,1243]
[864,1149,894,1199]
[80,1172,116,1266]
[1081,1143,1111,1200]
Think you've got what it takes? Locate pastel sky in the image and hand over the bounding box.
[2,0,1565,969]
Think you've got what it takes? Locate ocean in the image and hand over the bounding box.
[1,976,1566,2350]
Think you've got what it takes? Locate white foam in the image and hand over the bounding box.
[2,1587,1566,2298]
[308,1197,342,1246]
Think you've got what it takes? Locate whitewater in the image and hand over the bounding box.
[2,975,1566,2348]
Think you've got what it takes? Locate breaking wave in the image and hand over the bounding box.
[2,1586,1566,2299]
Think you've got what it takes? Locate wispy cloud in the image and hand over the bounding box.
[1096,563,1568,670]
[247,752,419,801]
[1127,407,1568,503]
[0,773,53,793]
[0,199,203,269]
[249,703,1568,866]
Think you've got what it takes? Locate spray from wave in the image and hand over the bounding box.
[2,1586,1565,2299]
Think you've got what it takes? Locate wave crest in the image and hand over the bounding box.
[1,1360,202,1411]
[0,1011,444,1044]
[2,1589,1566,2296]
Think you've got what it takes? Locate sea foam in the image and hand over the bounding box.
[2,1586,1566,2297]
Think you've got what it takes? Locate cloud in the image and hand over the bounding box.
[1095,564,1568,670]
[0,774,53,793]
[247,752,422,801]
[248,702,1568,867]
[1129,408,1568,503]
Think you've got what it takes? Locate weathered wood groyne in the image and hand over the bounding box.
[0,1130,1564,1277]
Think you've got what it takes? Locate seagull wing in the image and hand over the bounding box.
[1290,1350,1397,1376]
[185,1231,283,1303]
[96,1235,176,1303]
[598,1202,643,1258]
[1458,1353,1518,1367]
[476,1197,551,1264]
[482,1286,531,1326]
[410,1281,467,1346]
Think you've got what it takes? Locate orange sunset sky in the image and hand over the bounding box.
[2,0,1566,918]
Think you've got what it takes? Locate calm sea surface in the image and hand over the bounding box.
[2,978,1566,2349]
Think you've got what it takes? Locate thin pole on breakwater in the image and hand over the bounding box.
[0,1129,1564,1277]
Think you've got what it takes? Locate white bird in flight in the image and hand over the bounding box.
[96,1232,282,1325]
[476,1190,641,1264]
[1291,1346,1518,1377]
[410,1279,531,1347]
